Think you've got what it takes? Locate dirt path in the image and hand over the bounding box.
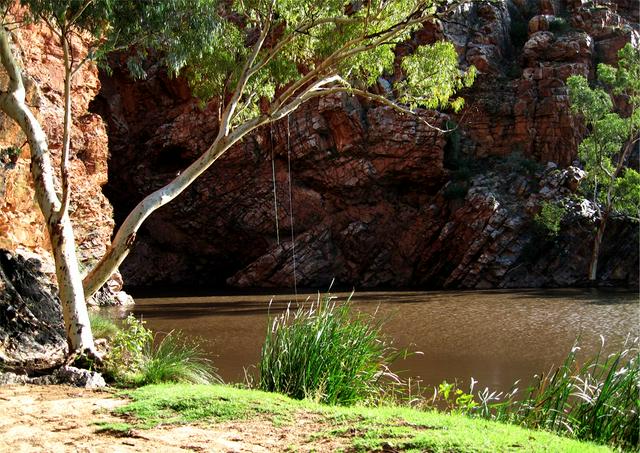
[0,385,344,452]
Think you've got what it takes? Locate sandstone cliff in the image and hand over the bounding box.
[0,7,114,278]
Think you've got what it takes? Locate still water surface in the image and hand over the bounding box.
[106,289,639,391]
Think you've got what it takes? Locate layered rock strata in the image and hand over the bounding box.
[95,0,638,290]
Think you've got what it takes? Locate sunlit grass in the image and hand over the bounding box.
[104,383,611,452]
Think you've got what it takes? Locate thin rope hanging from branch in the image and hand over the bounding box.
[270,123,280,245]
[286,114,298,296]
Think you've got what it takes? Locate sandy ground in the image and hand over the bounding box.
[0,385,346,452]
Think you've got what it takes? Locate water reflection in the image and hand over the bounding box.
[104,289,639,392]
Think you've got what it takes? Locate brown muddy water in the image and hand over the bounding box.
[104,289,639,392]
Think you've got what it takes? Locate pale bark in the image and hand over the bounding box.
[0,26,94,353]
[588,210,607,281]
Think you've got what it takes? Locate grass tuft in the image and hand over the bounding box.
[138,331,220,386]
[258,292,403,406]
[468,336,639,450]
[89,312,120,340]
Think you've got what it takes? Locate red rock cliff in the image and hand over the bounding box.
[2,1,637,291]
[93,0,638,290]
[0,7,114,281]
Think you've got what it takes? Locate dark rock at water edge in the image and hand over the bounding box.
[0,250,67,372]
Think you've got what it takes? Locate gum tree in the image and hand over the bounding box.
[0,0,475,355]
[567,43,640,282]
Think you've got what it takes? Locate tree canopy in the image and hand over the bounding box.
[0,0,476,352]
[567,43,640,280]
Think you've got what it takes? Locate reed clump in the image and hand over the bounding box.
[139,331,219,385]
[258,292,402,406]
[458,336,639,450]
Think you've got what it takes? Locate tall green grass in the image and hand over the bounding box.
[139,331,220,385]
[473,336,639,450]
[258,292,403,406]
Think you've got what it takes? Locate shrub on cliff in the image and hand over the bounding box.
[567,43,640,282]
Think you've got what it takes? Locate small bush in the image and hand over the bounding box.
[103,314,216,386]
[534,201,566,237]
[105,314,153,383]
[88,312,120,340]
[259,293,402,406]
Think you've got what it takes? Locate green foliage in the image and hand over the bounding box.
[534,201,566,238]
[258,293,402,406]
[104,314,153,382]
[88,312,120,340]
[7,0,475,127]
[432,380,478,413]
[475,337,639,450]
[102,315,216,386]
[613,167,640,216]
[567,43,640,218]
[398,42,476,112]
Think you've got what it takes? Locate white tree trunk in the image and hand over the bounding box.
[0,26,94,353]
[588,212,607,282]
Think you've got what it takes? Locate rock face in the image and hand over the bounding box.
[0,6,114,275]
[0,250,67,372]
[93,0,639,290]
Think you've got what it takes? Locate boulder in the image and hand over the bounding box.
[0,250,67,372]
[0,366,106,388]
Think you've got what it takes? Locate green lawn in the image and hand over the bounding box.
[98,384,613,452]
